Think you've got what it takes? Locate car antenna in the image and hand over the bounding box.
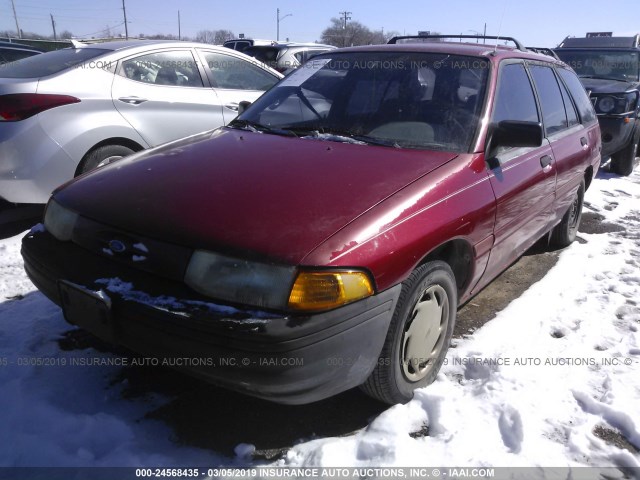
[493,0,510,54]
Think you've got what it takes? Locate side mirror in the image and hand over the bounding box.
[238,101,252,115]
[489,120,543,150]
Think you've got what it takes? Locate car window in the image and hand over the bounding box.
[0,48,105,78]
[238,52,489,152]
[557,67,598,125]
[201,51,278,91]
[492,63,539,123]
[557,73,580,127]
[119,50,203,87]
[555,50,640,82]
[529,64,568,135]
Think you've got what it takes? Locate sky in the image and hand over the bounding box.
[1,0,639,47]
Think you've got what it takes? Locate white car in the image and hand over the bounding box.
[0,40,282,208]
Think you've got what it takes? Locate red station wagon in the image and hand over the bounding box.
[22,35,601,405]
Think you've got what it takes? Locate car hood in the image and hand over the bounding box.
[55,129,458,265]
[579,77,640,94]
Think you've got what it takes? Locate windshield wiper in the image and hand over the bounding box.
[281,125,402,148]
[579,74,629,82]
[227,119,297,137]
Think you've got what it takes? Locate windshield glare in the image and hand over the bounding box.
[555,50,640,82]
[236,52,489,152]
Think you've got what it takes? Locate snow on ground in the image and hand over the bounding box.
[0,166,638,470]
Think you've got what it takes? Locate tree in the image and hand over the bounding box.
[195,29,235,45]
[320,18,398,47]
[59,30,74,39]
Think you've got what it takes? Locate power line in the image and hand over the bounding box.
[339,11,351,30]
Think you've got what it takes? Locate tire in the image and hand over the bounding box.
[79,145,135,175]
[610,135,639,176]
[360,261,457,405]
[550,179,585,248]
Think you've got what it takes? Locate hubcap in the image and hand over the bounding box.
[401,284,450,382]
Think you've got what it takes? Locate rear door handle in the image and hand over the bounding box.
[224,103,239,111]
[118,96,148,105]
[580,137,588,147]
[540,155,553,169]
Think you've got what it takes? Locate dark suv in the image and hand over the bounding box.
[23,35,600,405]
[555,34,640,175]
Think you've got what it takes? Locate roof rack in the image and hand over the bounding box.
[526,47,559,59]
[387,34,527,52]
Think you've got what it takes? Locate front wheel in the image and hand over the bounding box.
[360,261,457,405]
[79,144,135,175]
[550,179,585,248]
[610,135,639,176]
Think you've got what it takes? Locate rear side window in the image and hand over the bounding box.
[557,68,597,125]
[558,76,580,127]
[201,51,278,91]
[529,64,567,135]
[0,48,106,78]
[493,63,539,123]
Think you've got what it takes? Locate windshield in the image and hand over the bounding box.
[0,48,107,78]
[555,50,640,82]
[234,52,489,152]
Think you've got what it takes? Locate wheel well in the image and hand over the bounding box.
[584,166,593,191]
[417,239,473,296]
[75,138,145,177]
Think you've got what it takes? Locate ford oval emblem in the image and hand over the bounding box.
[108,239,127,253]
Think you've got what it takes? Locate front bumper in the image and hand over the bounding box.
[21,230,400,404]
[598,115,638,158]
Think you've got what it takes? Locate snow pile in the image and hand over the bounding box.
[278,169,640,469]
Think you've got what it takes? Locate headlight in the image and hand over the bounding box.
[43,199,79,241]
[184,250,375,312]
[597,96,616,114]
[184,250,296,310]
[288,271,374,311]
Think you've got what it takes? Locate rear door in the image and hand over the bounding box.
[111,48,224,147]
[483,61,557,280]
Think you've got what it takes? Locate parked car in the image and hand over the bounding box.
[243,43,336,73]
[555,34,640,175]
[22,35,600,405]
[223,38,276,53]
[0,41,42,65]
[0,40,282,210]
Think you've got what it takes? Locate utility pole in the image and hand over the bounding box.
[10,0,21,39]
[122,0,129,40]
[276,8,292,42]
[50,13,57,40]
[339,11,351,29]
[178,10,181,40]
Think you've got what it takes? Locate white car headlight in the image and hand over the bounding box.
[43,199,79,241]
[184,250,296,310]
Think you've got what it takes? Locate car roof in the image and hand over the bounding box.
[74,40,234,52]
[330,41,561,64]
[557,35,640,49]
